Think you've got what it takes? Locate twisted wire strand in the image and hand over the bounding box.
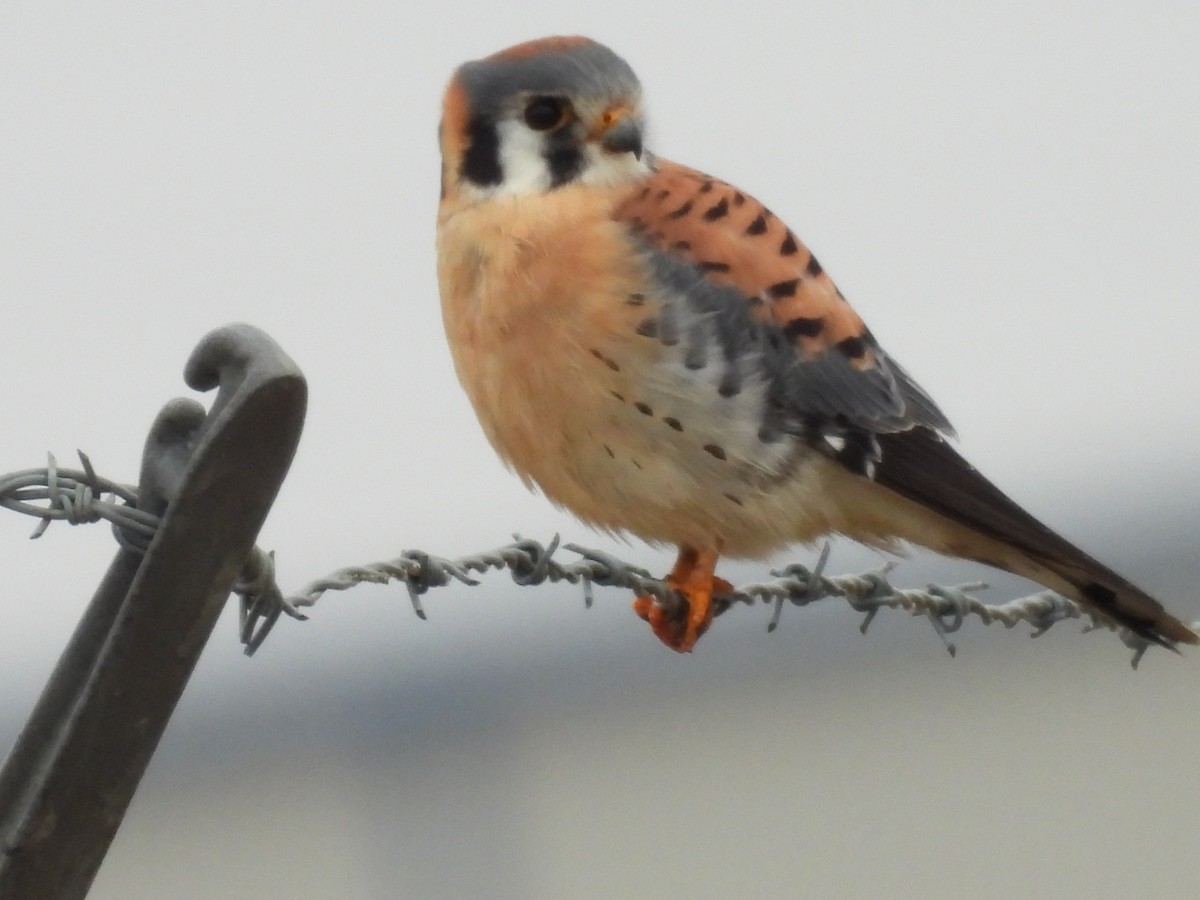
[245,537,1148,662]
[2,455,1166,667]
[0,453,156,546]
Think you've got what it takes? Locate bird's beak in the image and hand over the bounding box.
[594,106,643,159]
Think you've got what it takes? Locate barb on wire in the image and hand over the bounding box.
[1,456,1183,669]
[0,452,157,548]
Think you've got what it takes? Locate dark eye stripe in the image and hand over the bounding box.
[544,135,582,188]
[460,116,502,187]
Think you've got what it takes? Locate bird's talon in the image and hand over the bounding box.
[633,552,729,653]
[632,592,693,652]
[632,593,655,622]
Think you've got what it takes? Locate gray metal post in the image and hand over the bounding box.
[0,324,306,899]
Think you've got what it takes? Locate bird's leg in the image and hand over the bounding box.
[632,545,732,653]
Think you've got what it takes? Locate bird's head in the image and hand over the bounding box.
[439,36,648,203]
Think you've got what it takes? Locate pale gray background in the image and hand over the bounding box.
[2,3,1199,898]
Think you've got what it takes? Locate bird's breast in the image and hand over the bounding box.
[436,187,830,553]
[437,188,656,492]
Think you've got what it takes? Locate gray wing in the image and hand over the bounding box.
[638,242,953,476]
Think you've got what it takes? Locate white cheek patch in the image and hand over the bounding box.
[494,119,554,195]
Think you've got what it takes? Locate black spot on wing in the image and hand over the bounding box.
[667,199,694,219]
[767,279,800,299]
[703,197,730,221]
[782,317,824,339]
[835,336,868,360]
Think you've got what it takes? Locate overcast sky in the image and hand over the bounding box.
[2,4,1199,897]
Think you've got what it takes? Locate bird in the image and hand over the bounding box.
[435,35,1197,654]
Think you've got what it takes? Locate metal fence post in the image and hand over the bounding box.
[0,323,306,899]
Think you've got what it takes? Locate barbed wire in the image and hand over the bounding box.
[2,453,1179,668]
[0,453,157,549]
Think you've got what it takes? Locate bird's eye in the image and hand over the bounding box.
[523,96,568,131]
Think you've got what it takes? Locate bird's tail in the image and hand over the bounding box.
[867,429,1198,648]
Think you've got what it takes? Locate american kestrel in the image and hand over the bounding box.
[436,36,1197,653]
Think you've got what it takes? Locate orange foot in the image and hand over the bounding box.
[632,545,732,653]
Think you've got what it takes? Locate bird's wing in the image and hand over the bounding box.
[613,159,1196,647]
[613,158,952,475]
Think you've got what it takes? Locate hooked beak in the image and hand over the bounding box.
[594,107,643,160]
